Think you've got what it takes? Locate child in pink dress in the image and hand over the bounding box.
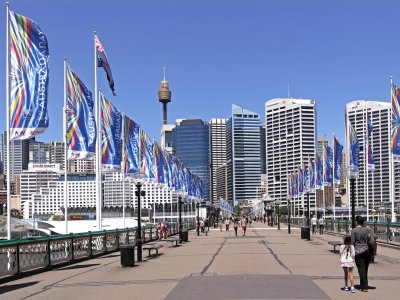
[340,235,355,293]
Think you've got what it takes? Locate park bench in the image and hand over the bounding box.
[328,241,342,252]
[143,243,163,257]
[165,237,179,247]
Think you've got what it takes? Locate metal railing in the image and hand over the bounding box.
[0,221,195,280]
[281,217,400,247]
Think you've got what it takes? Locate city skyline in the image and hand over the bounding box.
[0,1,399,146]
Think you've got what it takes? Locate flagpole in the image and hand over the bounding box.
[322,148,326,219]
[390,76,396,222]
[365,100,369,221]
[6,2,11,240]
[332,132,336,220]
[346,111,351,221]
[94,31,102,231]
[121,109,125,228]
[63,58,68,234]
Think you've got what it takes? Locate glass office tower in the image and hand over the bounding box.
[227,104,261,206]
[172,119,209,202]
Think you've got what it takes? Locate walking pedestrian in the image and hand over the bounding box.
[340,235,355,293]
[200,219,205,233]
[351,216,374,292]
[164,219,169,238]
[219,219,223,232]
[319,216,324,235]
[233,220,238,236]
[311,215,317,234]
[204,218,209,236]
[241,217,247,236]
[225,218,230,231]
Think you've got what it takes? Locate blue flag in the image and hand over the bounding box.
[324,145,333,185]
[100,93,122,171]
[334,137,343,184]
[349,123,360,167]
[9,11,49,140]
[366,114,375,172]
[316,154,323,189]
[309,159,315,191]
[123,116,140,175]
[95,34,116,96]
[66,63,96,159]
[303,166,309,192]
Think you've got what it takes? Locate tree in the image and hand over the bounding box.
[233,205,242,215]
[335,197,342,207]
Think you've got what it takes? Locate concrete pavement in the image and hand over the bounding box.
[1,223,399,299]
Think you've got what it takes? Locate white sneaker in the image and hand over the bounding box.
[351,287,355,293]
[344,286,349,291]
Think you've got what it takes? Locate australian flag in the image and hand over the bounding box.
[95,34,116,96]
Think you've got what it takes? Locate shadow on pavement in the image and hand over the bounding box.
[0,281,40,294]
[56,263,100,271]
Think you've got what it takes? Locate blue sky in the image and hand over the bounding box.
[1,0,399,144]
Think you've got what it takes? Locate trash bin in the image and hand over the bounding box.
[179,230,189,242]
[120,244,135,267]
[301,226,310,240]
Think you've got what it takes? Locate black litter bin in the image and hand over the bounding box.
[179,230,189,242]
[301,226,310,240]
[120,244,135,267]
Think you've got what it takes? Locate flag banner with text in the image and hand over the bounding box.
[9,11,49,140]
[309,158,315,191]
[100,93,122,171]
[349,123,360,166]
[123,116,140,175]
[66,63,96,159]
[366,114,375,171]
[140,130,155,178]
[316,154,323,189]
[333,137,343,184]
[391,84,400,162]
[324,145,333,186]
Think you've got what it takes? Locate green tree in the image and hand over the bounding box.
[233,205,242,215]
[335,197,342,207]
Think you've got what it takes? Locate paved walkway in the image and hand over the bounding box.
[1,223,400,299]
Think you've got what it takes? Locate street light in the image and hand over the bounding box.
[135,178,146,262]
[346,165,359,228]
[287,196,291,234]
[196,202,200,236]
[276,200,281,230]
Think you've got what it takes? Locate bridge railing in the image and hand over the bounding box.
[0,221,195,280]
[281,217,400,247]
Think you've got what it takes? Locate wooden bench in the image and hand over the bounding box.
[328,241,342,252]
[143,243,163,257]
[165,237,179,247]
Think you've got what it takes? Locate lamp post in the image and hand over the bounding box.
[196,202,200,236]
[287,197,291,234]
[135,180,146,262]
[178,195,183,243]
[306,191,310,227]
[263,200,267,224]
[346,165,359,228]
[276,200,281,230]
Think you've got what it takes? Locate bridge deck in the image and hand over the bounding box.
[1,223,399,299]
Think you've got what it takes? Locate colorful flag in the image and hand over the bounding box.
[349,123,360,167]
[66,63,96,159]
[391,84,400,162]
[95,34,116,96]
[366,114,375,171]
[140,130,154,178]
[324,145,333,186]
[100,93,122,171]
[9,11,49,140]
[316,154,323,189]
[333,137,343,184]
[309,158,315,191]
[123,116,140,174]
[303,166,309,192]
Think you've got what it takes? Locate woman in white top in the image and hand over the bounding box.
[340,235,355,293]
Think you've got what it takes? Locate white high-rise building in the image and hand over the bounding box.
[208,118,227,203]
[2,131,30,181]
[265,98,317,211]
[345,100,400,213]
[49,141,65,170]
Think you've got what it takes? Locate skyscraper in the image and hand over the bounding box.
[2,131,30,181]
[345,100,400,212]
[208,118,227,203]
[29,141,49,164]
[172,119,209,202]
[260,122,267,175]
[265,99,317,209]
[227,104,261,206]
[49,141,65,170]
